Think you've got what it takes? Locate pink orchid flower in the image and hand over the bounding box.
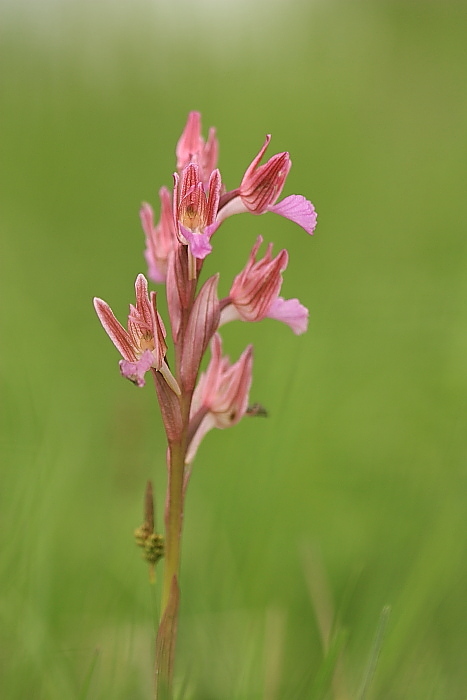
[176,111,219,186]
[174,163,222,264]
[219,236,309,335]
[141,187,178,284]
[93,274,180,393]
[217,135,317,235]
[186,334,253,464]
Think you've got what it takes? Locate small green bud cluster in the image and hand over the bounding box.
[135,523,165,566]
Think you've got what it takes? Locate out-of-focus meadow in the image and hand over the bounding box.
[0,0,466,697]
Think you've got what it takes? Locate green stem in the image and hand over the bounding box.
[161,439,185,610]
[155,255,200,697]
[155,391,191,698]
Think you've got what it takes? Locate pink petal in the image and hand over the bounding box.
[266,296,309,335]
[119,349,154,387]
[179,225,213,260]
[140,189,177,284]
[179,163,202,203]
[204,221,221,238]
[149,290,168,368]
[141,203,165,283]
[93,297,136,362]
[191,332,223,411]
[242,135,272,183]
[268,195,317,235]
[206,169,222,225]
[144,247,166,284]
[203,128,219,181]
[140,201,155,238]
[213,344,253,426]
[241,147,291,213]
[176,111,202,171]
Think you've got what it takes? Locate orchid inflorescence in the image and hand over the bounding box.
[93,111,317,695]
[94,111,316,464]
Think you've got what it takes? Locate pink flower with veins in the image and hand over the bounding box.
[217,135,317,235]
[219,236,309,335]
[186,334,253,464]
[176,111,219,185]
[93,274,180,393]
[174,163,222,264]
[141,187,177,284]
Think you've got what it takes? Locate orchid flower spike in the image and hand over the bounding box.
[220,236,309,335]
[176,111,219,186]
[141,187,177,284]
[186,334,253,464]
[217,135,317,235]
[93,274,180,393]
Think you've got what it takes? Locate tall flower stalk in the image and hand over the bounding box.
[93,112,317,698]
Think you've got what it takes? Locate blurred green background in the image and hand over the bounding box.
[1,0,466,698]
